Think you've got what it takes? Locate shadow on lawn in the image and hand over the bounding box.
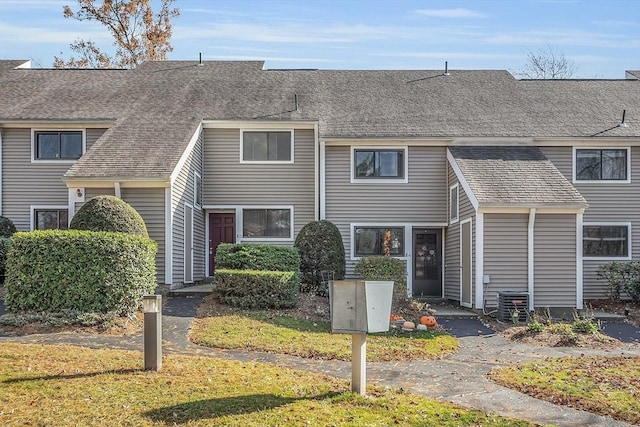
[2,368,140,384]
[144,392,339,424]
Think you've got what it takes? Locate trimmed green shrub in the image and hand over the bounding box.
[215,243,300,272]
[5,230,157,316]
[0,216,17,238]
[70,195,149,238]
[294,220,345,294]
[598,261,640,301]
[355,256,409,311]
[0,237,10,282]
[214,269,299,309]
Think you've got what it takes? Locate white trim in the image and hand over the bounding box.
[459,218,473,308]
[576,213,584,310]
[240,129,294,164]
[324,138,452,146]
[202,120,316,129]
[114,182,121,198]
[478,206,586,214]
[0,129,3,215]
[319,139,326,220]
[239,205,295,242]
[475,213,484,309]
[535,138,640,147]
[29,205,68,230]
[184,203,194,284]
[447,149,480,210]
[193,171,202,207]
[314,123,320,221]
[572,146,631,184]
[67,187,84,223]
[527,208,536,312]
[164,188,173,286]
[449,183,459,224]
[170,123,202,184]
[64,179,170,188]
[582,222,632,261]
[350,146,409,184]
[31,128,86,164]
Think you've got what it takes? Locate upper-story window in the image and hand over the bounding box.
[574,148,629,182]
[34,130,83,161]
[352,147,408,183]
[241,131,293,163]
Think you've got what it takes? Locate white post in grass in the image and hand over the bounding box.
[352,333,367,394]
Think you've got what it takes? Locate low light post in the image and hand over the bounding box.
[142,294,162,371]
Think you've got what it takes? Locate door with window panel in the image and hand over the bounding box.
[412,229,442,297]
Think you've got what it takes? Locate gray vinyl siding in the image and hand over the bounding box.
[483,214,528,308]
[171,130,205,285]
[1,127,106,229]
[120,187,166,284]
[202,128,316,244]
[444,163,476,301]
[534,214,577,307]
[540,145,640,299]
[325,145,448,275]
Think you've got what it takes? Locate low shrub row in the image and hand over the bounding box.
[214,243,300,309]
[5,230,157,316]
[215,269,299,309]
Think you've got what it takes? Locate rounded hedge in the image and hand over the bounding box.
[294,220,345,294]
[70,195,148,238]
[0,216,17,238]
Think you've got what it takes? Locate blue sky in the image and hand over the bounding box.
[1,0,639,78]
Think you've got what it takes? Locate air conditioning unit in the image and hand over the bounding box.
[497,291,529,323]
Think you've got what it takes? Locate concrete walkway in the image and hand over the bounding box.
[1,296,639,427]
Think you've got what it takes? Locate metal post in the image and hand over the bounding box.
[143,295,162,371]
[352,333,366,395]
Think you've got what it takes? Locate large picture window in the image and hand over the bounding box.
[354,149,405,179]
[34,131,83,160]
[242,208,291,238]
[34,209,68,230]
[242,131,292,162]
[575,148,628,181]
[583,224,630,258]
[354,227,404,257]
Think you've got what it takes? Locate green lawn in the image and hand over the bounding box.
[0,343,534,426]
[190,312,458,361]
[489,355,640,425]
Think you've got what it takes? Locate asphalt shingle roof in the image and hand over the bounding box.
[449,145,588,208]
[0,60,638,180]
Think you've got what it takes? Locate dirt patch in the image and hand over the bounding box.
[587,299,640,327]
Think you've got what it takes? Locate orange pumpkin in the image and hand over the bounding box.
[420,315,437,328]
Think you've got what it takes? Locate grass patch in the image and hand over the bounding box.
[190,312,458,361]
[0,343,533,426]
[489,355,640,425]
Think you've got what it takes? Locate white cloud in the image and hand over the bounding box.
[415,8,487,18]
[0,21,109,44]
[485,29,635,49]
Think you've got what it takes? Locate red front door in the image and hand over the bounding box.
[209,213,236,273]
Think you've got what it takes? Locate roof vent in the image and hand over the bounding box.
[444,61,450,76]
[618,109,627,128]
[197,52,204,67]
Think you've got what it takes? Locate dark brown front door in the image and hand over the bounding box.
[209,213,235,273]
[412,229,442,297]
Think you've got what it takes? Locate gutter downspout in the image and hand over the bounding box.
[527,208,536,312]
[114,182,121,198]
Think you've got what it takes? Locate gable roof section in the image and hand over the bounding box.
[1,60,638,180]
[448,145,588,210]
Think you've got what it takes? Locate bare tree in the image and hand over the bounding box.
[514,46,578,79]
[53,0,180,69]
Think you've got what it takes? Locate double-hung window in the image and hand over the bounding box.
[241,131,293,162]
[33,208,68,230]
[34,130,83,161]
[353,148,406,181]
[354,226,404,257]
[242,208,292,239]
[574,148,629,182]
[583,224,630,259]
